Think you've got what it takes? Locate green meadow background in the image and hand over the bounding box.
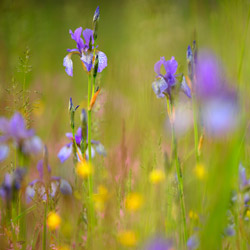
[0,0,250,249]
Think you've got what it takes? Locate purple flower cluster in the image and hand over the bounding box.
[63,20,107,76]
[152,56,191,99]
[26,159,72,203]
[0,112,43,162]
[141,236,172,250]
[195,51,239,137]
[58,127,106,163]
[0,168,26,203]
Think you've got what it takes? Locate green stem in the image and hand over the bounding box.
[87,73,94,231]
[192,94,200,163]
[42,202,47,250]
[237,4,250,82]
[167,98,188,246]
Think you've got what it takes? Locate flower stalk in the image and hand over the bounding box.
[166,97,187,246]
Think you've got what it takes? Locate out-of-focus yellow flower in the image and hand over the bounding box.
[47,212,61,230]
[194,163,206,180]
[189,210,199,220]
[93,185,109,212]
[117,230,137,247]
[246,210,250,218]
[149,169,165,184]
[58,246,70,250]
[33,99,45,117]
[76,161,93,179]
[125,192,144,212]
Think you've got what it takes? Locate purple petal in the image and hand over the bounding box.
[0,145,9,162]
[154,57,165,75]
[25,185,35,203]
[69,27,84,52]
[196,51,222,98]
[187,235,199,250]
[152,76,168,98]
[93,6,100,22]
[95,143,107,156]
[63,54,73,77]
[97,51,107,72]
[9,112,34,140]
[181,76,191,98]
[82,29,94,47]
[143,236,172,250]
[58,144,73,163]
[81,52,93,72]
[22,136,43,155]
[201,95,239,137]
[60,179,72,195]
[163,56,178,75]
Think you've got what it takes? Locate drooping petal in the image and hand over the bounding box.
[22,136,43,155]
[97,51,107,72]
[81,52,93,72]
[58,143,73,163]
[163,56,178,75]
[25,185,36,203]
[154,57,165,75]
[95,143,107,156]
[63,54,73,77]
[0,145,9,162]
[152,76,168,98]
[60,179,72,195]
[181,76,191,98]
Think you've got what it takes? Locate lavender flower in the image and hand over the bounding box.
[142,236,172,250]
[63,26,107,76]
[196,51,239,137]
[239,163,250,191]
[57,127,106,163]
[0,168,26,203]
[0,112,42,161]
[26,159,72,202]
[187,235,199,250]
[152,56,191,99]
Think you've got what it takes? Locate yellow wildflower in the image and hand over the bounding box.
[125,192,144,212]
[118,230,137,247]
[246,210,250,218]
[149,169,165,184]
[193,163,206,180]
[76,161,93,179]
[47,212,61,230]
[189,210,199,220]
[93,185,109,212]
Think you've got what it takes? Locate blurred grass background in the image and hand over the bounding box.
[0,0,250,248]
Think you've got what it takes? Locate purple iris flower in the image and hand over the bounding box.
[25,159,72,203]
[93,6,100,23]
[152,56,191,99]
[142,236,172,250]
[239,163,250,191]
[187,235,199,250]
[196,51,239,137]
[57,127,106,163]
[63,26,107,76]
[0,168,26,203]
[0,112,43,162]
